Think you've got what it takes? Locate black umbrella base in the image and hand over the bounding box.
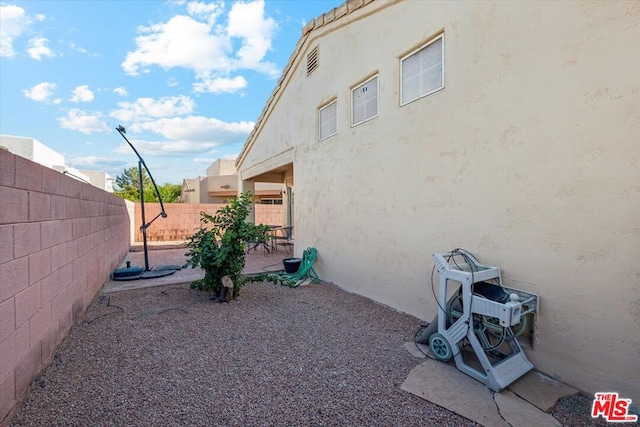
[112,265,181,281]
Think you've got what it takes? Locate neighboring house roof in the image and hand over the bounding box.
[236,0,377,168]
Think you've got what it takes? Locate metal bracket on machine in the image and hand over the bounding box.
[427,249,539,392]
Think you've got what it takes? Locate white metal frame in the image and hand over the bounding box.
[351,74,379,127]
[318,99,338,141]
[431,250,539,392]
[400,34,445,106]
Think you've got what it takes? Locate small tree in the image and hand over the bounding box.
[183,192,267,301]
[113,167,181,202]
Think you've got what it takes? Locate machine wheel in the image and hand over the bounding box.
[429,333,453,361]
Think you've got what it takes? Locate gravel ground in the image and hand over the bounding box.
[10,281,605,427]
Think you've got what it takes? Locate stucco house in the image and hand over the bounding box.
[235,0,640,400]
[181,158,284,204]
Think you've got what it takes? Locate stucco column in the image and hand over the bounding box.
[239,178,256,223]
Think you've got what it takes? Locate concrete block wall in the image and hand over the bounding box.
[255,205,286,228]
[0,150,130,424]
[132,203,286,242]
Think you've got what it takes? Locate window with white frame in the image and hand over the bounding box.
[401,35,444,105]
[318,100,337,140]
[351,75,378,126]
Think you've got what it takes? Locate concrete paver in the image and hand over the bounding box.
[102,245,291,294]
[495,390,561,427]
[401,358,510,427]
[507,370,578,412]
[402,342,568,427]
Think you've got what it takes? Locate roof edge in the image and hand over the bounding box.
[235,0,377,169]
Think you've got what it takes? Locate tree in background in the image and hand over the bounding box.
[158,183,182,203]
[113,167,181,203]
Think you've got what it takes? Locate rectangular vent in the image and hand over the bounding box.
[307,46,319,76]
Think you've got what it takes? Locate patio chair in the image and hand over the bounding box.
[246,225,272,255]
[271,226,294,254]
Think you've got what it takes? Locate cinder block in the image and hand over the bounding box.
[51,289,67,324]
[0,298,15,342]
[14,156,42,191]
[41,167,62,195]
[0,321,29,380]
[14,342,41,401]
[0,187,28,225]
[40,321,60,365]
[50,243,66,271]
[0,225,13,264]
[15,283,41,326]
[60,175,82,199]
[0,149,16,187]
[0,257,29,303]
[41,270,61,305]
[50,195,66,220]
[71,257,83,281]
[76,235,89,256]
[28,249,51,284]
[67,198,80,220]
[65,240,77,264]
[58,307,72,336]
[28,191,51,222]
[58,264,72,291]
[12,223,41,259]
[0,369,16,425]
[59,219,73,243]
[29,303,51,345]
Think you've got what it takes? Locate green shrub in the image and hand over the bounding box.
[183,192,268,299]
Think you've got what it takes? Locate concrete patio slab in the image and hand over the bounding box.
[507,369,578,412]
[401,358,510,427]
[495,390,561,427]
[401,344,566,427]
[102,245,291,294]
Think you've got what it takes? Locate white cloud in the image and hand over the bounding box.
[113,86,128,97]
[129,115,254,143]
[167,77,179,87]
[68,42,98,57]
[121,0,278,90]
[69,85,94,103]
[0,4,31,57]
[23,82,56,102]
[58,109,111,134]
[114,139,219,156]
[186,1,224,25]
[121,14,231,77]
[26,37,55,60]
[110,95,195,122]
[227,0,277,76]
[68,156,127,168]
[193,75,247,94]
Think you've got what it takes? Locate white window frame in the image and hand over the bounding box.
[400,34,444,106]
[318,99,337,141]
[351,75,379,127]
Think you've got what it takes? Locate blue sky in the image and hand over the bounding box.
[0,0,342,185]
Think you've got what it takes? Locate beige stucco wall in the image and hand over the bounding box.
[238,1,640,400]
